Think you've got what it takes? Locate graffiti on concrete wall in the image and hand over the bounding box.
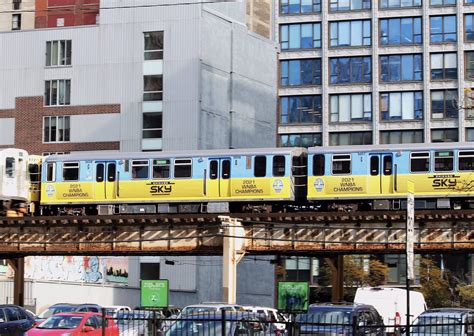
[4,256,129,284]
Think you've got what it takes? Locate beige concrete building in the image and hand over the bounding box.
[247,0,274,38]
[0,0,35,31]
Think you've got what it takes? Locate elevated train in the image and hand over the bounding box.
[1,143,474,216]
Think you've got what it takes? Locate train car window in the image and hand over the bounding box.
[96,164,104,182]
[132,160,149,179]
[46,162,55,182]
[410,152,430,172]
[313,154,325,176]
[383,156,392,175]
[210,160,218,179]
[29,164,41,183]
[459,151,474,171]
[273,156,286,177]
[108,163,116,182]
[254,156,267,177]
[63,162,79,181]
[124,160,130,172]
[153,159,170,179]
[174,159,192,178]
[370,156,379,176]
[222,160,231,179]
[5,157,14,178]
[435,151,454,172]
[332,154,351,175]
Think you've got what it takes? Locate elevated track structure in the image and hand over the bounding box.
[0,210,472,306]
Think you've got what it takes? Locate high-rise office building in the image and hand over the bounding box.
[276,0,474,147]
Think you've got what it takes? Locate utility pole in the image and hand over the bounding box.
[219,216,246,304]
[406,181,416,336]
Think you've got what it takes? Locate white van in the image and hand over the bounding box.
[354,287,427,333]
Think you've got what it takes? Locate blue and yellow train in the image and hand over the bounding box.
[3,143,474,215]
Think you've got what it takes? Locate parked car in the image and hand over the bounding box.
[115,310,158,336]
[180,303,243,316]
[354,286,426,333]
[243,306,288,335]
[295,303,385,336]
[165,311,265,336]
[410,308,474,336]
[103,305,131,318]
[27,312,119,336]
[36,303,102,324]
[0,304,36,336]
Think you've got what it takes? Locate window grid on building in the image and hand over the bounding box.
[46,40,72,67]
[43,116,70,143]
[44,79,71,106]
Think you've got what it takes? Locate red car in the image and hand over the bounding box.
[27,312,119,336]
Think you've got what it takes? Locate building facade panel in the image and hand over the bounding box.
[0,118,15,145]
[70,114,120,142]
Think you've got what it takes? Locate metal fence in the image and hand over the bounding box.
[103,310,473,336]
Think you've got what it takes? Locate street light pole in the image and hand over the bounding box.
[406,181,415,336]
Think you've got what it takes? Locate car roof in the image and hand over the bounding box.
[181,312,260,320]
[308,303,375,311]
[420,308,474,317]
[53,312,95,317]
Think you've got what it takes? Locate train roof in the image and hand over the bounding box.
[308,142,474,154]
[43,147,307,162]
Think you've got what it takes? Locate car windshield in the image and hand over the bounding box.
[412,316,462,335]
[298,309,352,324]
[166,320,223,336]
[38,306,76,319]
[37,315,83,329]
[181,307,219,315]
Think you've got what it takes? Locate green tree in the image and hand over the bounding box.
[457,284,474,308]
[419,257,452,308]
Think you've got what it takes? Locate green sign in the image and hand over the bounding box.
[141,280,169,308]
[277,281,309,312]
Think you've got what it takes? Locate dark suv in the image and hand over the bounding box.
[0,304,35,336]
[295,303,385,336]
[36,303,102,324]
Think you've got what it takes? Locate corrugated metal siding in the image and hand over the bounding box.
[70,114,120,142]
[0,118,15,145]
[160,257,197,291]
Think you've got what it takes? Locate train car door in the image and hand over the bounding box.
[207,158,231,198]
[368,154,394,195]
[95,161,117,200]
[2,156,18,197]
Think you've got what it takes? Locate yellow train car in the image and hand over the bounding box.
[40,148,307,215]
[307,143,474,210]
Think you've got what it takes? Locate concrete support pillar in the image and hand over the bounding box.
[7,258,25,306]
[325,255,344,303]
[220,216,246,304]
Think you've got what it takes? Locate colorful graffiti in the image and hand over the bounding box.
[9,256,130,284]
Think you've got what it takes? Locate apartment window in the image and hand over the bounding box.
[431,90,458,119]
[143,75,162,101]
[466,15,474,42]
[280,133,322,147]
[280,95,322,124]
[143,112,162,141]
[431,0,455,5]
[12,0,21,10]
[380,0,421,8]
[467,129,474,141]
[432,129,458,142]
[46,40,72,66]
[431,53,457,80]
[466,52,474,79]
[430,15,457,43]
[329,56,371,84]
[45,79,71,106]
[12,14,21,30]
[280,0,321,14]
[380,54,422,82]
[330,20,371,47]
[330,0,371,11]
[330,93,372,122]
[43,116,70,143]
[380,18,422,45]
[144,31,163,60]
[280,23,321,50]
[380,92,423,121]
[280,59,322,86]
[380,130,423,144]
[329,131,372,145]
